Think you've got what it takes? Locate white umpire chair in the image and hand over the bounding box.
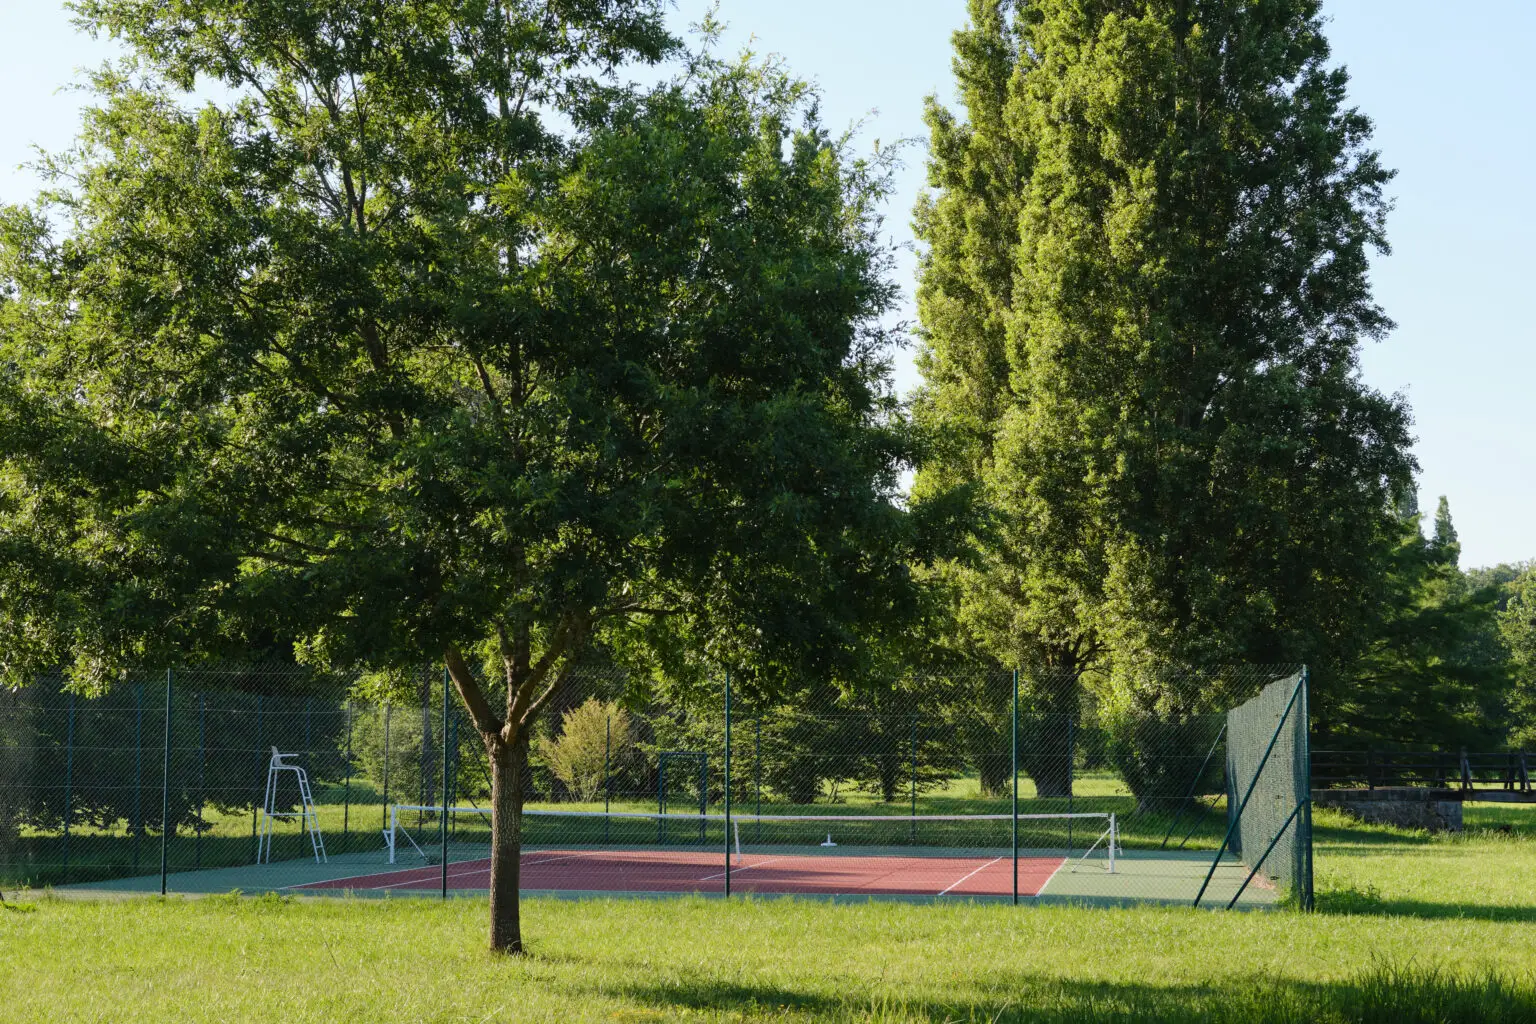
[257,747,328,864]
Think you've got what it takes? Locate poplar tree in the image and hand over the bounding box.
[913,0,1415,728]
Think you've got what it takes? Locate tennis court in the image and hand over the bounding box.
[57,804,1276,906]
[267,805,1252,904]
[292,846,1067,898]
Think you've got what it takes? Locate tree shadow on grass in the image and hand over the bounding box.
[596,965,1536,1024]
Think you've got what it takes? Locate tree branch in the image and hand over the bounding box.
[508,611,590,730]
[446,644,502,738]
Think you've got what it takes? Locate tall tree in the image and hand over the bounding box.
[0,2,919,952]
[912,0,1414,728]
[1498,564,1536,746]
[1327,497,1511,748]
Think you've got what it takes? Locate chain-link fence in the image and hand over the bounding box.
[0,661,1310,908]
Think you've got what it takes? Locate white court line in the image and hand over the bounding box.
[522,850,608,868]
[1034,857,1069,898]
[697,856,787,881]
[367,849,609,889]
[277,859,487,891]
[285,849,605,892]
[937,856,1003,897]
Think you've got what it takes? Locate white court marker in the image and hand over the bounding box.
[937,856,1003,897]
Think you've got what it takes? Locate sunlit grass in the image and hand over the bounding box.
[3,804,1534,1022]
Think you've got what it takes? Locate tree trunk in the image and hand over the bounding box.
[1020,747,1073,798]
[976,753,1013,797]
[487,736,527,954]
[1018,665,1082,799]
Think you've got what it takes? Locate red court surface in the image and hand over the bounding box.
[294,848,1067,899]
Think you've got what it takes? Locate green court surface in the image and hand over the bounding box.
[1033,849,1277,908]
[62,850,407,897]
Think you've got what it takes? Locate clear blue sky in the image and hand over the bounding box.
[2,2,1531,569]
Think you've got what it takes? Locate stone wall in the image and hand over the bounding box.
[1311,787,1464,831]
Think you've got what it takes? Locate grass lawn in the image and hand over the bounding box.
[2,805,1534,1021]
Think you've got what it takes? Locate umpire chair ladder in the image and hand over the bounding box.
[257,747,328,864]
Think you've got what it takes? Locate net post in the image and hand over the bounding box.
[1193,671,1305,908]
[723,669,732,898]
[160,668,172,896]
[1011,668,1019,906]
[441,667,450,900]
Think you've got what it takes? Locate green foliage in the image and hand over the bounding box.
[0,0,919,700]
[1329,498,1513,748]
[537,698,631,803]
[1498,566,1536,746]
[911,0,1414,705]
[347,703,438,809]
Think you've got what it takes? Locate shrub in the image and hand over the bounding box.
[541,699,632,802]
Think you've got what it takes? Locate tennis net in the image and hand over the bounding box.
[384,804,1118,873]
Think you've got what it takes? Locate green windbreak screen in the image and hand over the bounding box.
[1225,669,1311,906]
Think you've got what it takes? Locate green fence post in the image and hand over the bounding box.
[724,669,732,898]
[448,712,459,837]
[1011,668,1019,906]
[754,716,762,843]
[603,715,611,844]
[160,669,172,896]
[62,693,75,885]
[909,718,917,844]
[381,704,391,833]
[133,683,144,875]
[250,695,264,861]
[1225,799,1308,910]
[342,701,353,854]
[419,679,430,830]
[196,694,206,870]
[697,753,706,845]
[1299,668,1314,910]
[1066,714,1074,857]
[441,667,450,899]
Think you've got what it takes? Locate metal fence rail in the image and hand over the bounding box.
[1313,749,1533,795]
